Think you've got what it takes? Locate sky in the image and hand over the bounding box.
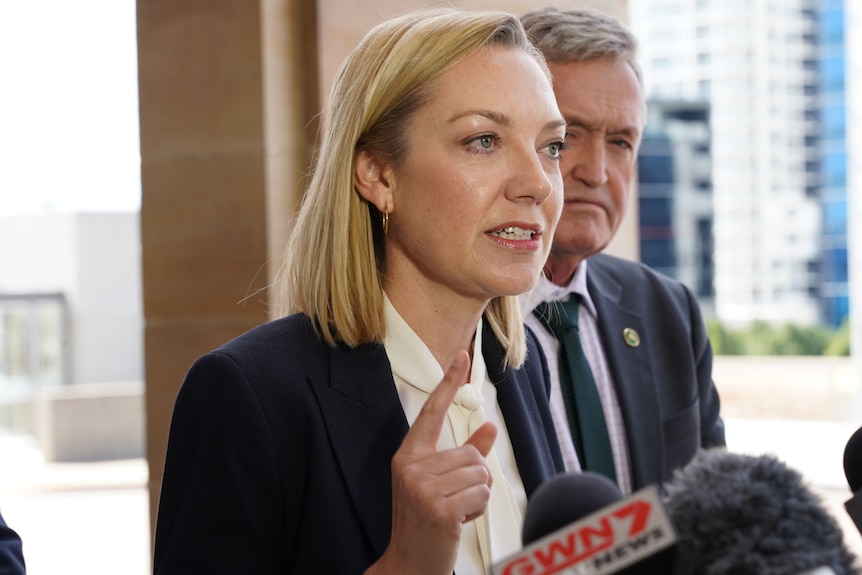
[0,0,141,216]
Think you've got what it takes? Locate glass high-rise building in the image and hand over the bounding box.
[638,101,715,316]
[632,0,846,328]
[817,0,848,328]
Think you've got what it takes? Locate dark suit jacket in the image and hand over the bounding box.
[587,253,725,489]
[153,313,564,574]
[0,511,25,575]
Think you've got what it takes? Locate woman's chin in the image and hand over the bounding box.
[492,272,543,297]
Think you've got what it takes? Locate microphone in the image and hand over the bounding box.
[843,426,862,535]
[491,472,677,575]
[521,471,623,546]
[663,448,857,575]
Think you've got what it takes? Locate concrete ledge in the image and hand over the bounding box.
[22,358,862,461]
[713,356,862,421]
[33,381,145,462]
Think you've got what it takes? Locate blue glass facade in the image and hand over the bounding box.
[638,102,714,302]
[638,136,677,273]
[818,0,848,328]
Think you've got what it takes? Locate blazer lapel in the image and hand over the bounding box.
[587,269,665,488]
[483,322,559,496]
[311,342,406,558]
[310,325,560,559]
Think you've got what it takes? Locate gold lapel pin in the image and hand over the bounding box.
[623,328,640,348]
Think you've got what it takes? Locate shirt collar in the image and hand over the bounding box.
[522,259,597,319]
[383,294,487,394]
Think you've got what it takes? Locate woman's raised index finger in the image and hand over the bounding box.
[400,350,470,456]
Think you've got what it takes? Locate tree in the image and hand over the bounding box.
[706,319,849,356]
[706,320,745,355]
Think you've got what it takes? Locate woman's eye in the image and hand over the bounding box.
[548,141,565,157]
[477,135,494,149]
[548,141,568,159]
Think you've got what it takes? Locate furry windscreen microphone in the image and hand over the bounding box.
[663,449,860,575]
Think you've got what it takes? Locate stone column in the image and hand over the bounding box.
[137,0,317,541]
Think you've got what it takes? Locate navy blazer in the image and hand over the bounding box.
[153,313,564,574]
[587,253,726,489]
[0,510,25,575]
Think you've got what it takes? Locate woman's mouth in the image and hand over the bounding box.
[488,226,536,240]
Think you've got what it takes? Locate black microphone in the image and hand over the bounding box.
[491,472,677,575]
[843,426,862,536]
[522,471,623,546]
[663,448,858,575]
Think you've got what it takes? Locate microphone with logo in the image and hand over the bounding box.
[490,472,677,575]
[663,448,859,575]
[843,425,862,536]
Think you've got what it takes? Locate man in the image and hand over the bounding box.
[521,7,725,495]
[0,510,24,575]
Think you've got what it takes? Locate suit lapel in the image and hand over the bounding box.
[311,342,406,558]
[310,325,559,559]
[483,322,558,496]
[587,266,665,488]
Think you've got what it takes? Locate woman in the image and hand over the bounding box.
[153,8,566,574]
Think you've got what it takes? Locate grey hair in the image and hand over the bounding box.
[521,6,642,85]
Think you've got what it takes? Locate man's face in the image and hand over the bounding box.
[544,57,645,284]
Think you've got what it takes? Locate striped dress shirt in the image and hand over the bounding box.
[523,260,633,496]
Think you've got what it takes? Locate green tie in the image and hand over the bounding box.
[534,298,617,482]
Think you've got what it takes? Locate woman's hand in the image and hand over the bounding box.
[367,351,497,575]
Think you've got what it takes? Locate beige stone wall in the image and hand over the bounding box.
[316,0,628,102]
[138,0,276,537]
[138,0,631,543]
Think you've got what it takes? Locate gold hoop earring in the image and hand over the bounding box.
[382,207,389,235]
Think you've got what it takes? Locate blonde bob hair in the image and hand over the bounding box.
[277,8,548,369]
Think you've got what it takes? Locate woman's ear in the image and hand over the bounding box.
[354,149,394,213]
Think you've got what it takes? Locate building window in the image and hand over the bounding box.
[0,293,67,434]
